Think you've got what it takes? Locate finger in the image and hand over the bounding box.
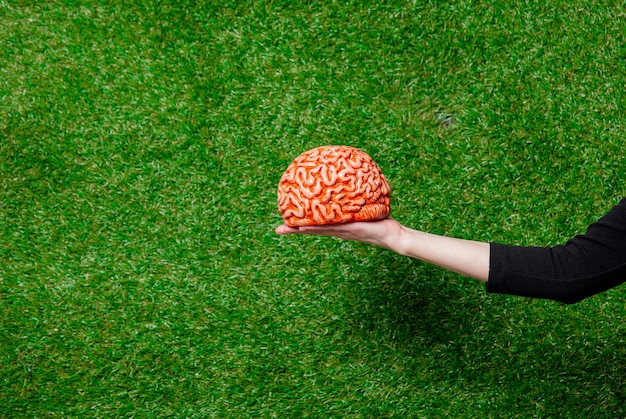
[275,225,301,235]
[275,224,339,235]
[297,225,352,236]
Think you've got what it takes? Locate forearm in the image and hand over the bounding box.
[394,226,490,282]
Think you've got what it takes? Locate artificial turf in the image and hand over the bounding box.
[1,1,625,417]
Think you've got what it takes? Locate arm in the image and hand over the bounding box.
[277,198,626,304]
[275,219,490,281]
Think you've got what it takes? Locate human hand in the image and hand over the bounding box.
[275,218,405,253]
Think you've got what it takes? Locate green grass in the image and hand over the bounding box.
[1,0,626,417]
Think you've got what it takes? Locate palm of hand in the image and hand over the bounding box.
[275,218,403,251]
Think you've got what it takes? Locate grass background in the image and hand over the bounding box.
[1,0,625,417]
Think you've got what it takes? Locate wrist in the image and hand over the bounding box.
[389,224,413,256]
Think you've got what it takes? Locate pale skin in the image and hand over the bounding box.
[275,218,491,282]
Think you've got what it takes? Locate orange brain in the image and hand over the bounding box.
[277,146,391,227]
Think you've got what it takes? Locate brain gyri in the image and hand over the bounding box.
[277,146,391,226]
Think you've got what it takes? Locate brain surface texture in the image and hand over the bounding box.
[277,146,391,227]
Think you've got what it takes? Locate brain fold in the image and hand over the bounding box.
[277,146,391,226]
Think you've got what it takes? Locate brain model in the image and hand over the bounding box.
[277,146,391,227]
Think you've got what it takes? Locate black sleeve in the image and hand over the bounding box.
[487,198,626,304]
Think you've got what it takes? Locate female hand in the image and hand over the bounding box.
[275,218,405,252]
